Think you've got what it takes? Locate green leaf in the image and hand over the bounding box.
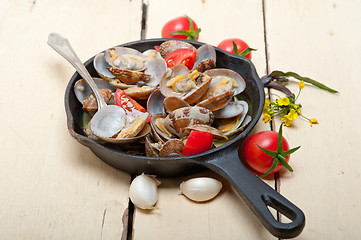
[232,41,240,55]
[169,30,192,36]
[256,144,278,158]
[239,47,257,57]
[277,154,294,172]
[277,124,284,153]
[232,42,256,57]
[168,15,201,40]
[185,15,194,31]
[259,158,279,178]
[269,70,338,93]
[282,146,301,157]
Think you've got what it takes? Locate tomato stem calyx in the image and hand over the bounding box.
[169,15,201,40]
[232,41,257,58]
[257,124,300,178]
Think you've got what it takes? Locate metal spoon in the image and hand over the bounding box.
[47,32,126,138]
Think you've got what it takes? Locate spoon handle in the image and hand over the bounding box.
[47,32,107,109]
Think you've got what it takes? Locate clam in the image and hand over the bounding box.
[74,77,114,104]
[214,101,249,136]
[123,85,156,100]
[160,65,212,104]
[159,40,198,59]
[82,88,112,114]
[145,137,185,158]
[163,96,190,113]
[143,49,163,60]
[107,68,151,85]
[204,68,246,96]
[147,89,166,117]
[145,136,161,157]
[213,100,245,119]
[104,47,147,71]
[144,58,167,87]
[185,124,228,140]
[193,44,216,72]
[196,90,234,112]
[150,114,174,142]
[94,47,167,94]
[116,112,149,139]
[159,139,185,157]
[196,69,246,111]
[162,106,214,138]
[94,53,115,81]
[107,58,166,92]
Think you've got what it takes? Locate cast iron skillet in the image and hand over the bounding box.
[64,38,305,239]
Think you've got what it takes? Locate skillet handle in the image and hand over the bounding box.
[200,145,305,239]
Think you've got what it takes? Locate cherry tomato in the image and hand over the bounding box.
[164,48,197,70]
[183,130,214,156]
[114,89,151,122]
[217,38,252,60]
[241,131,290,174]
[161,16,200,40]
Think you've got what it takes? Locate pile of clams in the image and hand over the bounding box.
[74,40,251,157]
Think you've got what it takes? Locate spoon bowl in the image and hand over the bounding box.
[48,33,130,142]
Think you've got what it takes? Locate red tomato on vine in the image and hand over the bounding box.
[241,124,300,178]
[217,38,256,60]
[161,15,201,40]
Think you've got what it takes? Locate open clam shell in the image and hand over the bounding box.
[163,96,190,113]
[74,77,114,104]
[193,44,216,72]
[104,47,147,71]
[116,112,149,139]
[204,68,246,96]
[159,65,212,104]
[150,114,174,142]
[100,123,151,144]
[213,100,245,119]
[123,85,156,100]
[214,101,249,136]
[196,90,235,112]
[147,89,166,116]
[144,58,167,87]
[94,53,115,81]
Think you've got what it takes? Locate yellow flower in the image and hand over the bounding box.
[288,109,299,120]
[265,98,271,106]
[299,80,305,89]
[263,113,271,123]
[281,114,293,127]
[310,118,318,127]
[294,105,301,114]
[277,97,290,106]
[263,98,271,112]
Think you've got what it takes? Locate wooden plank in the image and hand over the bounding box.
[0,0,143,239]
[264,0,361,239]
[133,0,278,239]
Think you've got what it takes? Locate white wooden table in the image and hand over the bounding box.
[1,0,360,239]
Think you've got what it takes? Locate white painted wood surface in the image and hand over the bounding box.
[0,0,142,239]
[0,0,360,239]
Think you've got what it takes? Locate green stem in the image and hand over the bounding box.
[295,88,301,101]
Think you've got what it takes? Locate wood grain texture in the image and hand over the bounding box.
[0,0,143,239]
[265,0,361,239]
